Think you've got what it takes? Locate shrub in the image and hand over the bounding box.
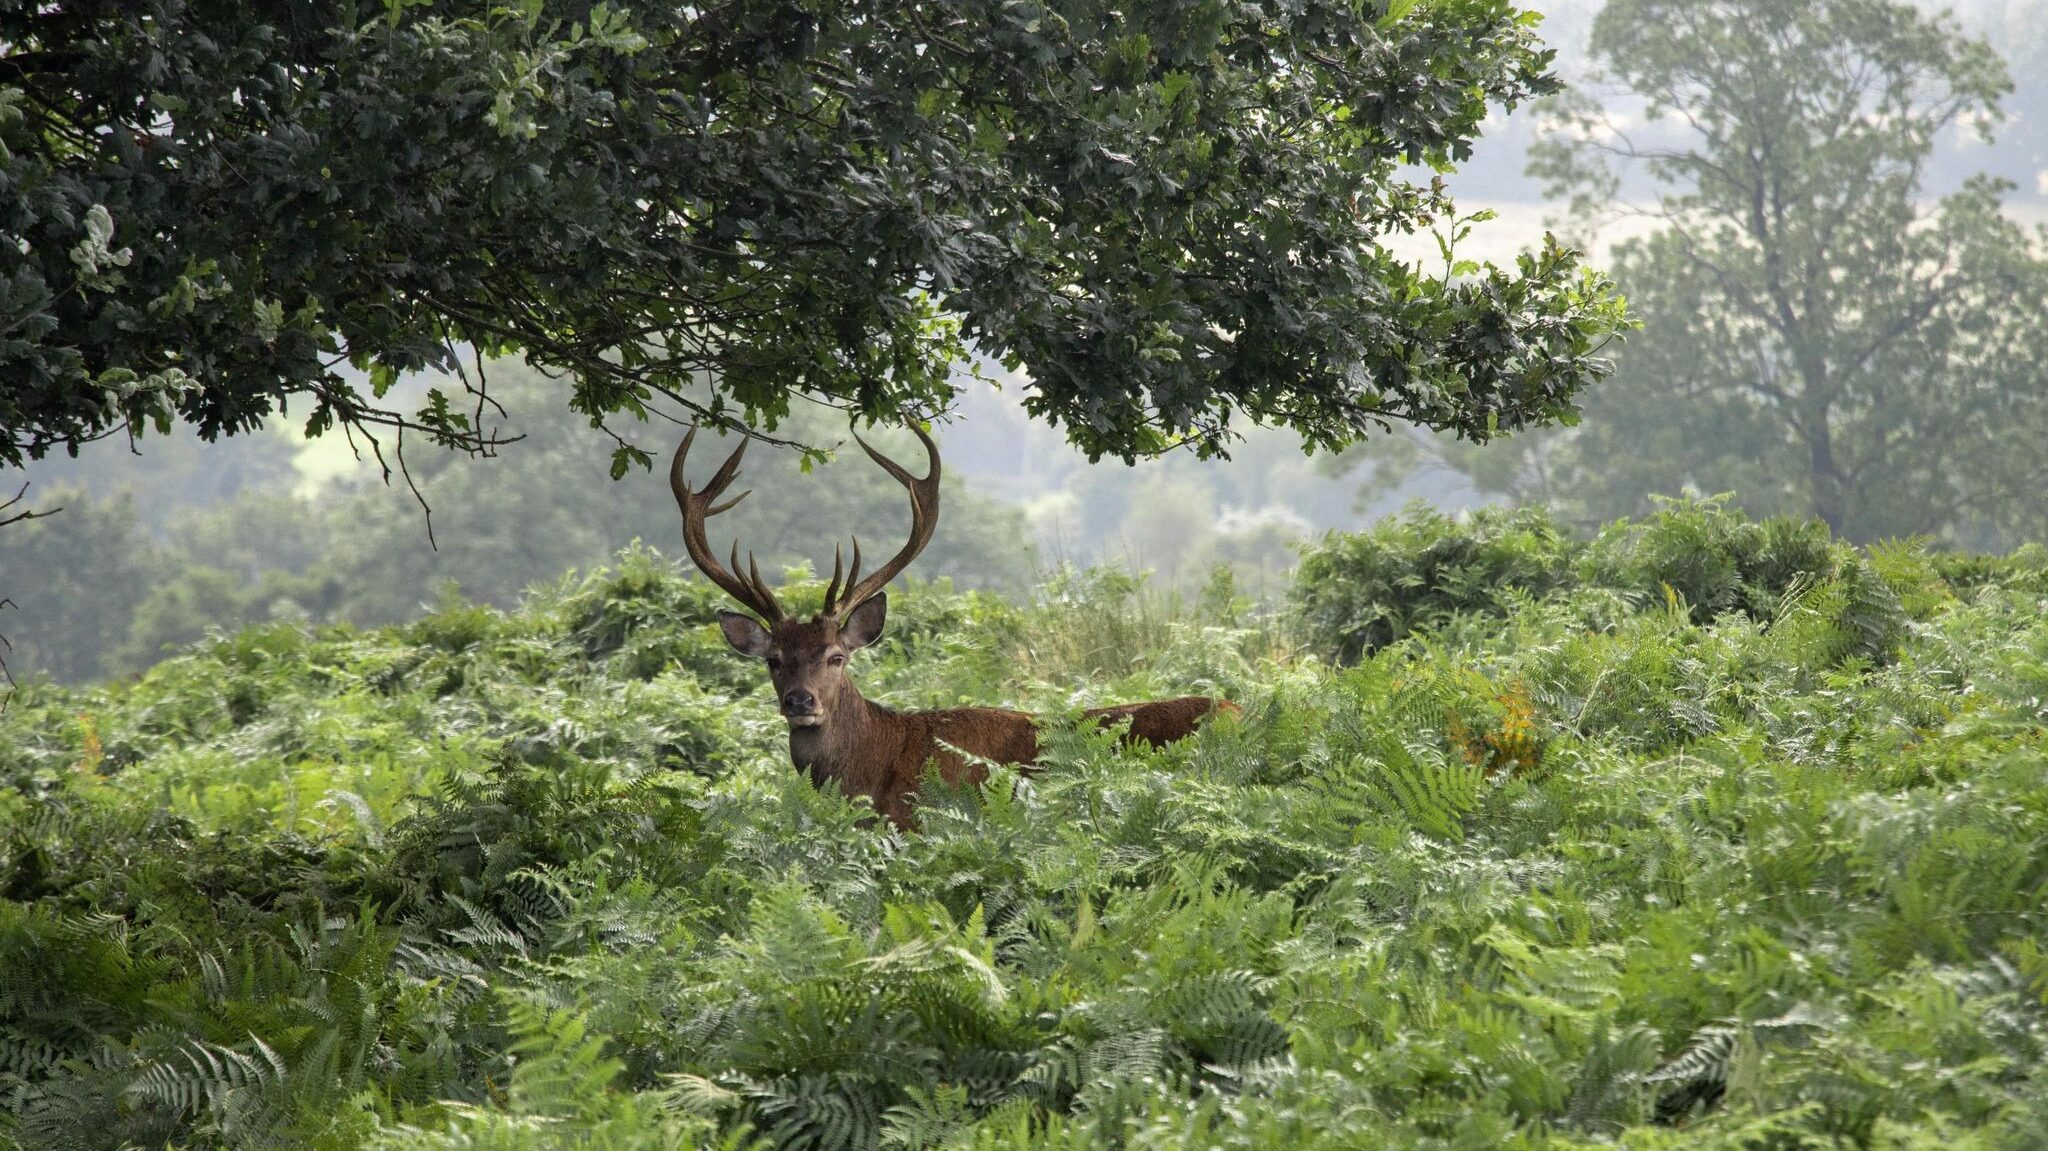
[1292,503,1577,664]
[1585,496,1834,623]
[1296,498,1909,666]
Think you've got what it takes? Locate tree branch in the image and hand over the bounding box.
[0,481,60,529]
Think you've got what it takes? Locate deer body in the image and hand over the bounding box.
[791,685,1236,828]
[791,697,1036,828]
[672,422,1237,829]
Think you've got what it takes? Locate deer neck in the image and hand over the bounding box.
[788,677,900,796]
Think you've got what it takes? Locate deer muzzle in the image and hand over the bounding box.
[780,688,822,725]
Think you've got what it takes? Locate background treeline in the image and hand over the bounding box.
[3,359,1378,684]
[0,365,1041,684]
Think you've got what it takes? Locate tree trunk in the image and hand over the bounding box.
[1805,403,1845,534]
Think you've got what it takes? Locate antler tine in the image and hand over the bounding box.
[670,423,785,622]
[819,536,868,618]
[830,423,940,622]
[822,544,845,615]
[745,548,782,618]
[707,489,750,516]
[727,541,785,621]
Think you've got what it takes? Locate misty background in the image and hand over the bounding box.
[7,0,2047,683]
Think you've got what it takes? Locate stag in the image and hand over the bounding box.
[670,422,1238,828]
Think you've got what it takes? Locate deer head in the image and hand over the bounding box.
[669,421,940,728]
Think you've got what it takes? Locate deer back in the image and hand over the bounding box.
[1084,695,1243,748]
[856,696,1238,827]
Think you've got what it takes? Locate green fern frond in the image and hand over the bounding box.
[746,1072,885,1151]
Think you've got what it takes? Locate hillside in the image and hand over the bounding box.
[3,502,2046,1150]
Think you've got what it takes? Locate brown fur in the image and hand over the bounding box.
[722,599,1238,828]
[799,693,1240,828]
[1080,695,1246,750]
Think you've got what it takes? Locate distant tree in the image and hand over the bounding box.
[1454,0,2048,543]
[9,421,303,535]
[2,0,1624,476]
[0,489,151,682]
[113,563,345,676]
[1111,471,1220,581]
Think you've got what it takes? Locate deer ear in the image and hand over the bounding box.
[717,611,772,657]
[839,594,888,650]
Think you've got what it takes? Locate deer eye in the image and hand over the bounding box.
[765,656,781,670]
[828,654,846,667]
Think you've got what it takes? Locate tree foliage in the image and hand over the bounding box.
[1468,0,2048,543]
[1,0,1625,472]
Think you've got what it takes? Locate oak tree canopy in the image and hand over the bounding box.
[2,0,1626,474]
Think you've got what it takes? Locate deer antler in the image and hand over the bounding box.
[821,423,941,623]
[670,423,784,623]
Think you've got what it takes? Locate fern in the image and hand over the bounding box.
[3,528,2047,1148]
[1563,1021,1659,1133]
[122,1033,288,1135]
[1355,745,1486,843]
[879,1084,974,1151]
[1648,1024,1737,1123]
[746,1072,885,1151]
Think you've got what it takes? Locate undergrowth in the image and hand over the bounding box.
[2,502,2046,1149]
